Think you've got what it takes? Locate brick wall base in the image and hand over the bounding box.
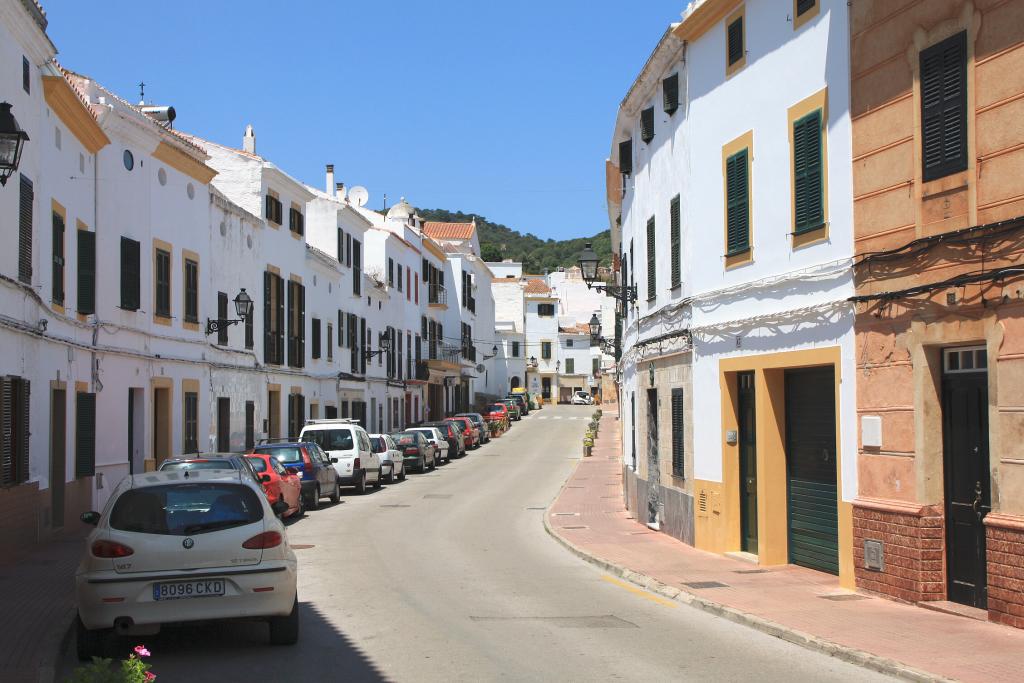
[853,498,945,603]
[0,478,93,556]
[986,513,1024,629]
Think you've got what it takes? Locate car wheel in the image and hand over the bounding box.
[354,472,367,494]
[296,493,305,517]
[75,613,107,662]
[398,464,407,481]
[308,486,320,511]
[329,480,341,504]
[372,469,382,489]
[386,465,395,484]
[269,595,299,646]
[429,456,436,471]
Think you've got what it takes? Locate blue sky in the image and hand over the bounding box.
[43,1,684,241]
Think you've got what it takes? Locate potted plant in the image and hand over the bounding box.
[583,435,594,457]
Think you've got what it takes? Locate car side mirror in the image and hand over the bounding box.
[271,500,289,516]
[330,457,339,464]
[285,467,298,475]
[80,511,100,526]
[260,474,272,483]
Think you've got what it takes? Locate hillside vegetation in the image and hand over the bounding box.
[415,208,612,275]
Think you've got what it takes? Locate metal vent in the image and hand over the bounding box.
[864,539,884,571]
[698,489,708,514]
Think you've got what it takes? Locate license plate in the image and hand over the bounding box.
[153,579,225,601]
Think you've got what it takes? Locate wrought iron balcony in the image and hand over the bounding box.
[429,284,447,305]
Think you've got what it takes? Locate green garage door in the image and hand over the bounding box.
[785,367,838,575]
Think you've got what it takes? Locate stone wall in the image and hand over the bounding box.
[986,515,1024,629]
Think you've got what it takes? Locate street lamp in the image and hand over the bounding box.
[206,288,253,335]
[364,331,392,360]
[576,242,637,304]
[588,313,602,345]
[529,355,537,368]
[482,344,499,360]
[0,102,30,187]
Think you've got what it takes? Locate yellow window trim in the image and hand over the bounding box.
[722,130,754,269]
[793,0,819,31]
[788,88,830,250]
[725,5,747,79]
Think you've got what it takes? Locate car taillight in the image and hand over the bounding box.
[91,540,134,558]
[404,447,418,455]
[353,457,360,469]
[242,531,282,549]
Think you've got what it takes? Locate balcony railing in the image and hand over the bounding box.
[429,284,447,305]
[426,340,462,364]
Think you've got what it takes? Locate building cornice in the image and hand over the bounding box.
[41,75,109,154]
[153,141,216,184]
[421,237,447,262]
[673,0,741,43]
[1,0,55,63]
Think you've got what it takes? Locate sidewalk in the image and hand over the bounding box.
[546,411,1024,683]
[0,531,86,683]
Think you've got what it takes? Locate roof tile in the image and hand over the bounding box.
[422,222,475,240]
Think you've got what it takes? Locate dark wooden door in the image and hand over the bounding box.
[738,372,758,553]
[785,367,838,575]
[217,397,231,452]
[943,370,990,608]
[50,389,66,528]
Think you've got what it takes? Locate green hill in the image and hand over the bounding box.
[415,208,612,275]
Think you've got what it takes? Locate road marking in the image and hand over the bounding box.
[601,575,678,609]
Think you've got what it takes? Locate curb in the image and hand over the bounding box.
[542,464,951,683]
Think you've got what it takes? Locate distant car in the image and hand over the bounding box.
[455,412,490,445]
[501,399,522,421]
[369,433,405,483]
[391,431,436,473]
[408,426,450,464]
[250,442,340,510]
[422,421,465,459]
[445,416,478,451]
[505,393,529,415]
[571,391,594,405]
[245,454,303,518]
[484,403,510,430]
[75,470,298,660]
[158,455,260,483]
[299,420,382,494]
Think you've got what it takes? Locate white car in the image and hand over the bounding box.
[571,391,594,405]
[75,470,298,660]
[408,427,449,463]
[300,419,382,494]
[369,433,405,483]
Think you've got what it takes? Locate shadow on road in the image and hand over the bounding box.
[61,602,390,683]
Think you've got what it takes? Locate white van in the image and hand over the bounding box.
[299,419,381,494]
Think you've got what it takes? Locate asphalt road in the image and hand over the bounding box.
[62,404,892,682]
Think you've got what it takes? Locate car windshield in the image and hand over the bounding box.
[245,457,268,473]
[487,404,504,412]
[369,436,387,453]
[254,447,302,463]
[303,429,354,451]
[393,433,418,446]
[109,483,263,536]
[160,460,233,471]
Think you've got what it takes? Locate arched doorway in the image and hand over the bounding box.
[510,376,521,390]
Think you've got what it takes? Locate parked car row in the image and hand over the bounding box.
[74,407,535,659]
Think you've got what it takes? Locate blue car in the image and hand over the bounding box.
[250,441,340,510]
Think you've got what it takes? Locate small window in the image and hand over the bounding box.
[511,341,520,357]
[646,217,656,300]
[671,388,685,477]
[541,341,552,360]
[22,56,30,94]
[793,110,824,234]
[920,31,967,182]
[565,358,575,375]
[155,248,171,317]
[289,207,304,235]
[537,303,555,317]
[619,139,633,176]
[727,15,745,69]
[663,73,679,115]
[725,149,750,256]
[120,237,141,310]
[566,339,574,348]
[796,0,816,17]
[184,259,199,323]
[265,195,283,225]
[123,150,134,171]
[670,195,681,288]
[640,107,655,144]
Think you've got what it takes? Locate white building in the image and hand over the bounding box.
[609,0,856,583]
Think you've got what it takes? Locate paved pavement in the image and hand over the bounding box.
[547,411,1024,683]
[57,404,891,682]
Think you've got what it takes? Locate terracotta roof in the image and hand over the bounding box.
[559,324,589,335]
[523,279,551,294]
[422,222,475,240]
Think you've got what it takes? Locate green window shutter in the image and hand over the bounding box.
[120,237,140,310]
[217,291,228,345]
[52,213,65,305]
[796,0,816,16]
[646,217,656,300]
[19,176,33,285]
[726,149,750,256]
[671,388,684,477]
[663,73,679,115]
[619,139,633,176]
[263,272,273,364]
[793,110,824,234]
[921,32,967,182]
[727,17,744,66]
[75,392,96,479]
[0,377,12,485]
[77,230,96,315]
[670,195,681,288]
[640,107,655,144]
[312,318,321,359]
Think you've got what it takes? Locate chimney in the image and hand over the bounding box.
[242,124,256,154]
[325,164,334,195]
[336,182,346,202]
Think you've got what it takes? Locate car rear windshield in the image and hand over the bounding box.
[245,457,267,473]
[109,483,264,536]
[160,460,233,471]
[254,447,302,463]
[303,429,354,451]
[487,404,504,412]
[393,433,418,446]
[369,436,387,453]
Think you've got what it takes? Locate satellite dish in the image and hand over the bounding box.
[475,364,485,374]
[348,186,369,207]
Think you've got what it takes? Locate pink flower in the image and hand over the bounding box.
[134,645,151,657]
[144,672,157,681]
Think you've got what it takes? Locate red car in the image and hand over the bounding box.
[484,402,510,429]
[245,453,303,518]
[445,416,478,450]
